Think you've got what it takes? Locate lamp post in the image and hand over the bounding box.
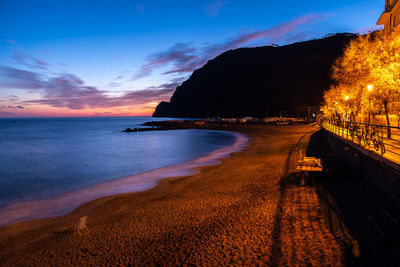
[361,91,364,123]
[367,84,373,124]
[344,95,349,122]
[361,85,374,124]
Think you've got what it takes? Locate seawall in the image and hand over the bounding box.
[323,129,400,196]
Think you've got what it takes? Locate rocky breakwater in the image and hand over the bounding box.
[122,120,205,132]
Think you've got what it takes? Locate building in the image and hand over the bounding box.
[377,0,400,31]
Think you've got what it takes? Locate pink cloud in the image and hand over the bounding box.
[8,95,19,102]
[0,65,177,110]
[11,50,49,70]
[133,13,329,78]
[0,66,43,89]
[7,105,24,109]
[133,43,198,80]
[213,13,322,49]
[26,87,175,110]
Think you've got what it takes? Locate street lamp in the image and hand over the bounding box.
[344,95,349,121]
[361,85,374,124]
[367,84,373,123]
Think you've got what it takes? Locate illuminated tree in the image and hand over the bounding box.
[323,28,400,138]
[323,84,359,120]
[366,29,400,137]
[332,34,371,90]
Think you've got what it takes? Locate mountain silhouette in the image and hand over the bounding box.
[153,33,356,118]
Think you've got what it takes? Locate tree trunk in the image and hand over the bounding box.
[350,112,355,122]
[384,101,391,139]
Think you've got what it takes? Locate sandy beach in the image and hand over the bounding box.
[0,124,347,266]
[0,131,248,227]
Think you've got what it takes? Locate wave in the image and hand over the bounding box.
[0,131,248,226]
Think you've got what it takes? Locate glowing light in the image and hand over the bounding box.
[322,26,400,137]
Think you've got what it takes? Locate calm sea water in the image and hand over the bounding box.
[0,117,237,209]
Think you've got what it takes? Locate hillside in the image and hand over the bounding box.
[153,33,356,118]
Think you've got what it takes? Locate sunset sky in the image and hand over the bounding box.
[0,0,383,117]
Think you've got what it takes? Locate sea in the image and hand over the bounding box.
[0,117,247,225]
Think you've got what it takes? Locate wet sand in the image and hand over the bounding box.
[0,131,248,227]
[0,124,346,266]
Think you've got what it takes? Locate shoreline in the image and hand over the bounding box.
[1,124,348,266]
[0,130,248,227]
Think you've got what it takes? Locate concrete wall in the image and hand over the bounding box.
[323,129,400,196]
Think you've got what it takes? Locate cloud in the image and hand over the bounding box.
[133,43,198,79]
[11,50,49,70]
[204,0,227,17]
[0,13,329,114]
[102,86,175,107]
[0,67,94,103]
[8,105,24,109]
[25,87,175,109]
[0,66,43,89]
[143,81,181,92]
[107,82,121,87]
[207,13,322,50]
[0,65,177,110]
[133,13,329,78]
[8,95,19,102]
[4,39,18,45]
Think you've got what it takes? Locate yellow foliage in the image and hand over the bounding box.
[322,27,400,122]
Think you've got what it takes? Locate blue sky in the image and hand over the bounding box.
[0,0,384,117]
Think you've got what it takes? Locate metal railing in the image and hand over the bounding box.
[321,119,400,165]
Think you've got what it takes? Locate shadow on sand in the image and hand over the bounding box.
[269,129,348,266]
[305,130,400,266]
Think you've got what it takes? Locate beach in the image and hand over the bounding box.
[0,124,347,266]
[0,130,247,227]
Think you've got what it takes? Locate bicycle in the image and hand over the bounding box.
[362,126,372,147]
[349,123,360,141]
[370,127,386,155]
[353,125,363,144]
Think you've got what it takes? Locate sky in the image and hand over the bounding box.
[0,0,384,117]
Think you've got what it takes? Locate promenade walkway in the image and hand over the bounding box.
[322,121,400,166]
